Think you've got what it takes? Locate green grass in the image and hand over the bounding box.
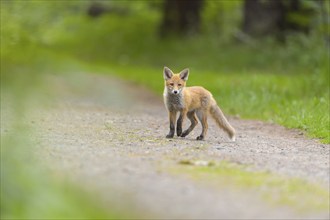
[171,161,329,213]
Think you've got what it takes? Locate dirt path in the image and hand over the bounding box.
[32,72,329,219]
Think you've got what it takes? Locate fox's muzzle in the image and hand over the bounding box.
[172,89,181,94]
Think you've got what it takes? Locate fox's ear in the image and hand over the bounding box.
[179,68,189,81]
[163,66,173,80]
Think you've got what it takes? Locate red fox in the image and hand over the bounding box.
[163,67,236,141]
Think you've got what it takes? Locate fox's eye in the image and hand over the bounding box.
[169,83,174,86]
[178,84,182,86]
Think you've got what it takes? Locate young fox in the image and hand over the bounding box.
[163,67,236,141]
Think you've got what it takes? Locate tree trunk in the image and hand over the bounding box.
[242,0,316,40]
[160,0,204,37]
[242,0,284,37]
[318,0,330,47]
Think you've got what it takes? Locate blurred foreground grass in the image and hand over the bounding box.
[1,134,115,219]
[1,1,329,218]
[0,49,131,218]
[1,92,123,218]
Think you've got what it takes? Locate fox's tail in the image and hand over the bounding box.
[209,104,236,141]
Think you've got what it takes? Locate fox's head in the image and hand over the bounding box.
[163,67,189,95]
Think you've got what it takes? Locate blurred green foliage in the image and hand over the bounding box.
[1,0,329,218]
[1,128,116,219]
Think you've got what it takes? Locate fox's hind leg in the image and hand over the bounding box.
[181,111,198,138]
[196,110,208,140]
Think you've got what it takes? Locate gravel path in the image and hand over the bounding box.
[32,72,329,219]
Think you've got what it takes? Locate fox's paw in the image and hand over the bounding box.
[166,134,174,138]
[196,135,204,141]
[176,129,182,137]
[180,130,189,137]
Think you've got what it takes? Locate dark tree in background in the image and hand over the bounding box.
[87,1,129,18]
[242,0,317,39]
[86,0,323,42]
[88,2,108,17]
[160,0,204,37]
[242,0,283,37]
[318,0,330,46]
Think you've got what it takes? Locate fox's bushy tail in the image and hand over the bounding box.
[209,104,236,141]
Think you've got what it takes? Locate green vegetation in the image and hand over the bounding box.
[1,1,329,218]
[172,161,329,212]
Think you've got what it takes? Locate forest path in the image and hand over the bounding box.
[32,72,329,219]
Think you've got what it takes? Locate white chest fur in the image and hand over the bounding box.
[163,88,185,112]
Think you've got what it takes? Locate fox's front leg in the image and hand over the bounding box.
[176,110,187,136]
[166,111,177,138]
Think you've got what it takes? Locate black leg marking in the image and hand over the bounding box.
[176,115,183,136]
[166,122,175,138]
[196,135,204,140]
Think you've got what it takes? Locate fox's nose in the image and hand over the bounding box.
[173,90,178,94]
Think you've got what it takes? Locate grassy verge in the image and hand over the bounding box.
[170,160,329,213]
